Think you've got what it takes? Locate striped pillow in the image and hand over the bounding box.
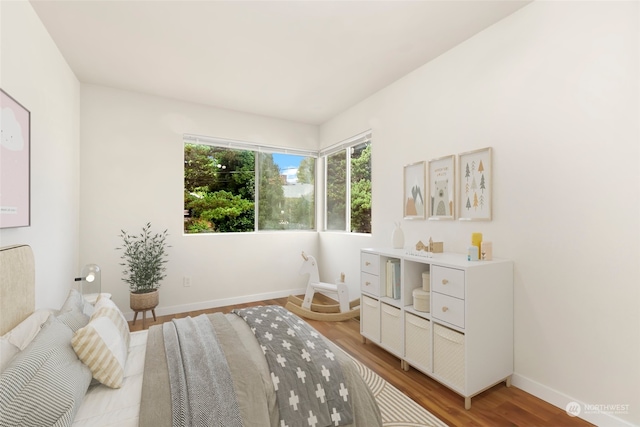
[71,297,130,388]
[0,315,92,426]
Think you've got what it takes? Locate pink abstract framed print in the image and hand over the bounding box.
[1,89,30,228]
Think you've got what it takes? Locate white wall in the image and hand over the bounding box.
[79,85,320,318]
[0,1,80,309]
[319,2,639,426]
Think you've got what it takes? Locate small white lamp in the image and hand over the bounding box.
[75,264,101,304]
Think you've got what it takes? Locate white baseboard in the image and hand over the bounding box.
[512,374,637,427]
[123,287,306,322]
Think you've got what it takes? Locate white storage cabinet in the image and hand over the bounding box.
[360,248,513,409]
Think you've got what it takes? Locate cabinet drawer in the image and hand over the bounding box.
[381,303,402,354]
[361,295,380,342]
[361,272,381,296]
[361,252,380,276]
[432,266,465,299]
[405,313,431,372]
[434,324,465,390]
[432,292,465,329]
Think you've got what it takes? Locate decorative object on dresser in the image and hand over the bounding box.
[427,155,456,220]
[391,221,404,249]
[360,247,513,409]
[117,222,169,326]
[481,241,493,260]
[471,232,482,259]
[412,288,430,312]
[411,238,443,258]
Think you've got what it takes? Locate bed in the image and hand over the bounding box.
[0,244,382,427]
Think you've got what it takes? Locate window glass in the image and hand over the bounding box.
[325,151,346,231]
[184,143,315,233]
[350,142,371,233]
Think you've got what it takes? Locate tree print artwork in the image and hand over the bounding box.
[459,148,492,220]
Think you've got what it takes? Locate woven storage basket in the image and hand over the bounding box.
[130,290,159,310]
[380,303,402,354]
[404,313,431,371]
[362,296,380,341]
[433,323,465,390]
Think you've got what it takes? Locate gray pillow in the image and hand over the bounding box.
[57,289,90,332]
[0,315,92,426]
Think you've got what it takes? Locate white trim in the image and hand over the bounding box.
[319,130,372,157]
[184,133,318,158]
[123,287,306,322]
[512,373,636,427]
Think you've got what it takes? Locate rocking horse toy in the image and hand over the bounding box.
[285,252,360,322]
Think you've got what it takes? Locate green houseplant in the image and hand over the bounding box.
[117,223,169,315]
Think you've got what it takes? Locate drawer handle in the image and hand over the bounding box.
[442,279,449,285]
[365,281,371,286]
[442,306,449,312]
[365,261,371,266]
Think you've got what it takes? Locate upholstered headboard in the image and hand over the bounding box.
[0,244,35,335]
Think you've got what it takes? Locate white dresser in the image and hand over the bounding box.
[360,248,513,409]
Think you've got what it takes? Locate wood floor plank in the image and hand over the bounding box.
[128,296,594,427]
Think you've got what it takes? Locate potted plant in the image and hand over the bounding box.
[117,222,169,313]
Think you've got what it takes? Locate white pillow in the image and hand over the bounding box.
[0,338,19,373]
[0,309,56,373]
[4,309,55,351]
[71,297,130,388]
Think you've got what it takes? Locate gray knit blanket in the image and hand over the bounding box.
[162,315,243,427]
[232,305,353,427]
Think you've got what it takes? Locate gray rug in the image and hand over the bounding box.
[350,356,449,427]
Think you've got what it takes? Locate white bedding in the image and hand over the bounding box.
[72,330,148,427]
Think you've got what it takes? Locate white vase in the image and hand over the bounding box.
[392,223,404,249]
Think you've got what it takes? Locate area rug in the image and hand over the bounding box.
[351,356,449,427]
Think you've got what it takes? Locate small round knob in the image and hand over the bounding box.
[365,281,371,286]
[442,279,449,285]
[442,306,449,312]
[365,261,371,266]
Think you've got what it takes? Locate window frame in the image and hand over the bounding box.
[183,134,318,234]
[320,130,372,234]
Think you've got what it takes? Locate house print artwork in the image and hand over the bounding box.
[459,147,492,221]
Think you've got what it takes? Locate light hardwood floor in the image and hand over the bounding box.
[129,296,593,427]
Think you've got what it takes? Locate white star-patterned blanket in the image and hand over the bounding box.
[232,306,354,427]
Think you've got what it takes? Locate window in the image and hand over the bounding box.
[183,136,315,233]
[323,131,372,233]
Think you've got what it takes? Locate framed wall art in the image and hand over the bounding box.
[403,161,426,219]
[0,89,30,228]
[458,147,492,221]
[428,155,455,220]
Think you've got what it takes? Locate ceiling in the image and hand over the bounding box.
[30,0,530,125]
